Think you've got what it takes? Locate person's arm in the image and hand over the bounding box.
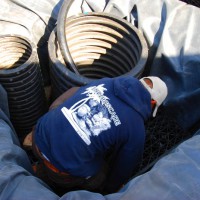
[104,124,145,193]
[49,87,79,110]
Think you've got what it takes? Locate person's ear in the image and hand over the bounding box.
[151,99,157,109]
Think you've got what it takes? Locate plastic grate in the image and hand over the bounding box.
[133,106,193,176]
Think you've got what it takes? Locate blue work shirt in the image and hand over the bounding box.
[34,76,151,191]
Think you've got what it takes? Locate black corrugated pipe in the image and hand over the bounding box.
[51,2,148,100]
[0,35,47,140]
[49,12,148,99]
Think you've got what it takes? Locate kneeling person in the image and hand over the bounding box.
[24,76,168,193]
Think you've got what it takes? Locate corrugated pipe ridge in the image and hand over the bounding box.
[0,35,47,139]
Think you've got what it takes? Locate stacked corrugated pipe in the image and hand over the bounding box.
[0,35,47,140]
[48,0,148,99]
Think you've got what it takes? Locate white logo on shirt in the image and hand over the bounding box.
[61,84,121,145]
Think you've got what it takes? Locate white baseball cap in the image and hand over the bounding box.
[140,76,168,117]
